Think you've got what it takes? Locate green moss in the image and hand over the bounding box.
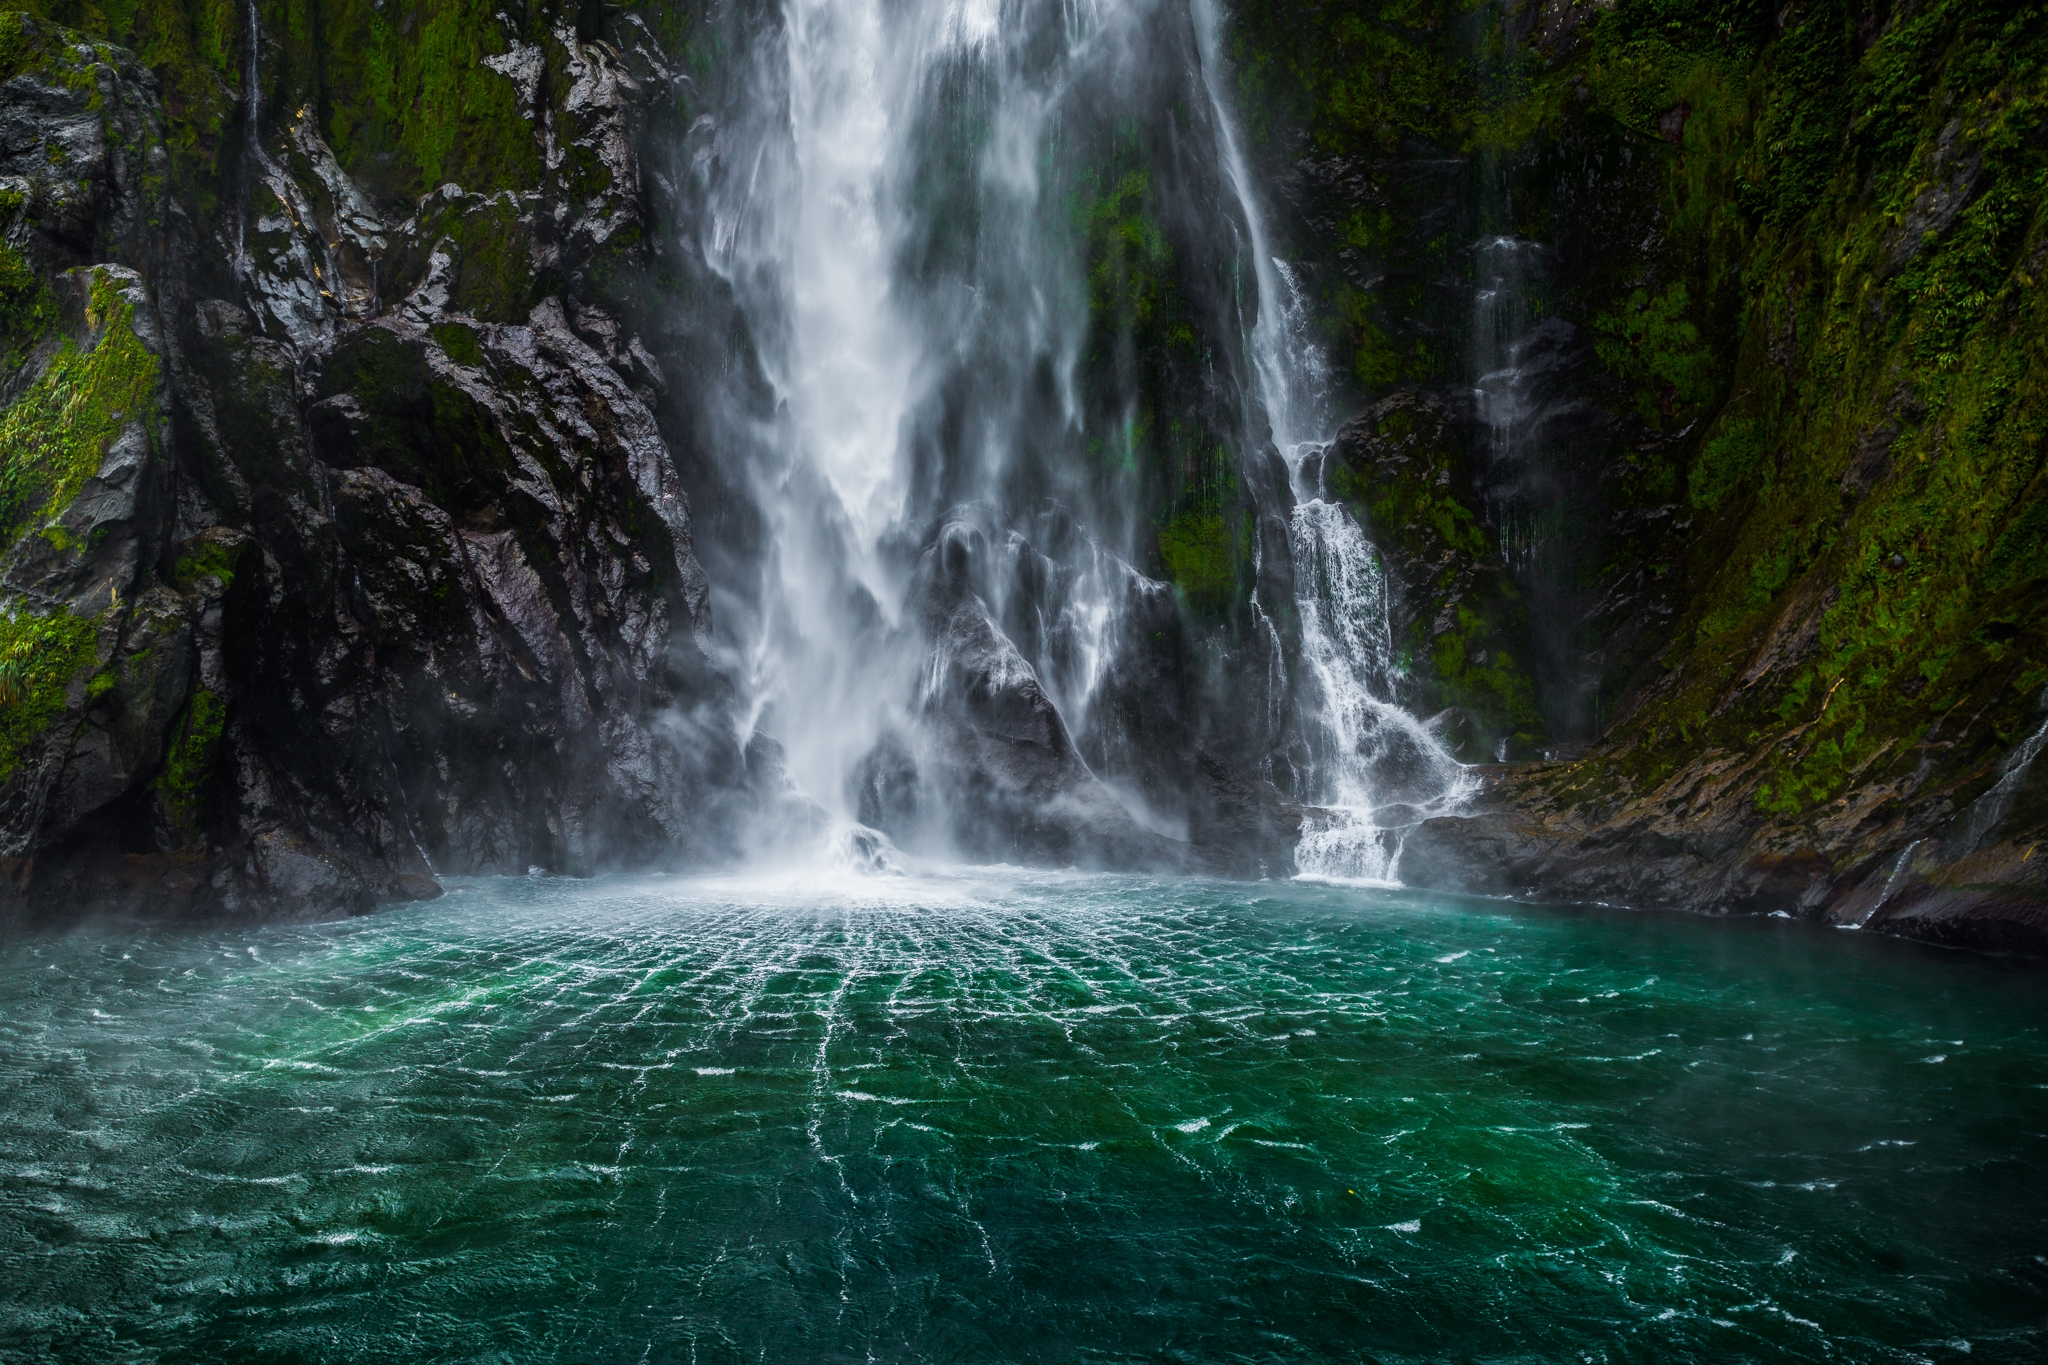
[1592,281,1720,429]
[312,0,542,204]
[431,320,484,368]
[1083,169,1174,335]
[1229,0,1471,157]
[154,686,223,842]
[1155,503,1245,614]
[0,603,96,785]
[1610,0,2048,816]
[431,193,545,322]
[1425,600,1547,757]
[1332,287,1405,389]
[1327,452,1487,562]
[170,535,242,588]
[0,9,98,92]
[3,2,237,210]
[0,268,159,552]
[0,235,56,363]
[315,324,521,510]
[1689,417,1766,509]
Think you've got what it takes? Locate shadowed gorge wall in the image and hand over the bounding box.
[1223,0,2048,942]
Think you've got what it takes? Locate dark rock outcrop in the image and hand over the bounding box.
[882,511,1192,871]
[0,12,728,919]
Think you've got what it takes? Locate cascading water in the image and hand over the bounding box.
[686,0,1466,877]
[1285,495,1470,882]
[717,0,932,848]
[692,0,1216,864]
[1193,0,1470,881]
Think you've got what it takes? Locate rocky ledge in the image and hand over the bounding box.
[1401,720,2048,952]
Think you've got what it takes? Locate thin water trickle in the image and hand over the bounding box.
[1193,0,1470,875]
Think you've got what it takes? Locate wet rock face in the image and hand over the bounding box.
[835,505,1304,878]
[0,16,167,275]
[887,513,1189,871]
[0,13,726,920]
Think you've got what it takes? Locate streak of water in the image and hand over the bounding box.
[1192,4,1469,876]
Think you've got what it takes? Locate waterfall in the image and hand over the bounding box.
[1189,0,1328,453]
[1961,693,2048,852]
[684,0,1465,875]
[693,0,1152,861]
[1192,2,1469,882]
[1285,489,1473,883]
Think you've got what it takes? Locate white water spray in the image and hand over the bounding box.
[691,0,1465,876]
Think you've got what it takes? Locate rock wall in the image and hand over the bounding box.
[1229,0,2048,947]
[0,6,734,916]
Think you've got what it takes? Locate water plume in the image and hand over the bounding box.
[677,0,1465,876]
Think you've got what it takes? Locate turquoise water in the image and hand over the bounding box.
[1,872,2044,1363]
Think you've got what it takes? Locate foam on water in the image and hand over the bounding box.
[2,874,2044,1361]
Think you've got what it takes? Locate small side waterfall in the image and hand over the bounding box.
[1286,492,1470,881]
[1961,692,2048,852]
[1194,4,1470,882]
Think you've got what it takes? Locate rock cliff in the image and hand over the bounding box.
[0,7,732,916]
[1231,0,2048,946]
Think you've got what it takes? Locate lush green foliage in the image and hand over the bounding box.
[0,269,159,552]
[0,604,95,784]
[311,0,543,204]
[1611,0,2048,819]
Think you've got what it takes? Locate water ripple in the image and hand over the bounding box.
[1,872,2044,1362]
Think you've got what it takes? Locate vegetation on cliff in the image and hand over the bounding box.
[0,269,160,552]
[1226,0,2046,924]
[0,605,96,784]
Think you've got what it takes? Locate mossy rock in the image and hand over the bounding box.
[0,266,161,558]
[0,601,97,788]
[390,187,554,324]
[309,322,518,519]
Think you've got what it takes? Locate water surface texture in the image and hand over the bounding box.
[3,874,2045,1362]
